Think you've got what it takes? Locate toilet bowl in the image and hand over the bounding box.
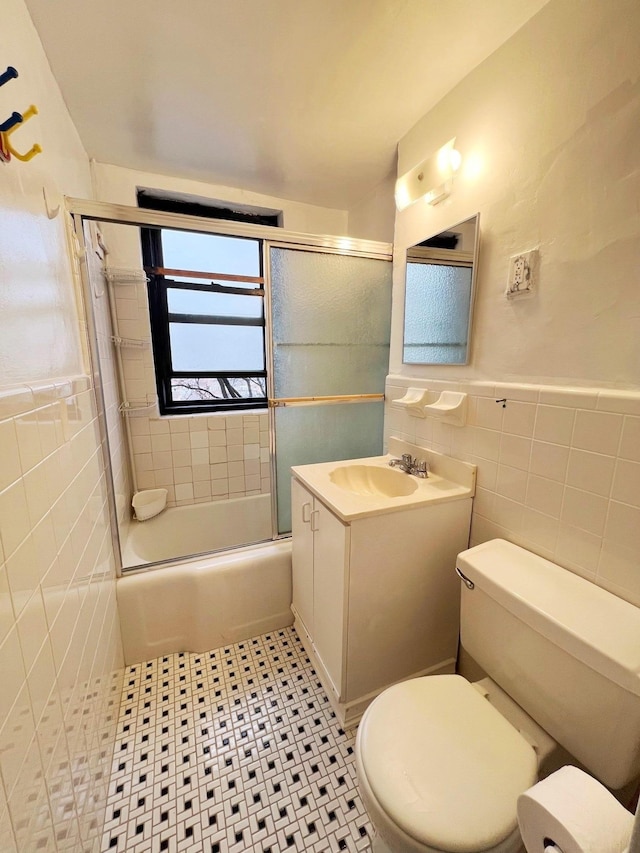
[355,540,640,853]
[356,675,536,853]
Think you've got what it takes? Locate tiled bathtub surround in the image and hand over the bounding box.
[102,627,370,853]
[385,376,640,607]
[0,378,124,852]
[131,412,271,508]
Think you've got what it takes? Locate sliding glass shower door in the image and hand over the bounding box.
[269,246,392,534]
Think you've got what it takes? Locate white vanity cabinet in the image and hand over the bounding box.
[291,478,348,696]
[291,442,475,726]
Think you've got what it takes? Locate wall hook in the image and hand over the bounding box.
[495,398,507,408]
[0,66,18,88]
[0,111,22,133]
[1,104,42,162]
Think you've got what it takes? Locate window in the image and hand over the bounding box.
[143,226,268,414]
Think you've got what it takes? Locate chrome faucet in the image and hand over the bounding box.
[389,453,428,478]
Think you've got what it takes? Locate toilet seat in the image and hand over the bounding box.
[356,675,538,853]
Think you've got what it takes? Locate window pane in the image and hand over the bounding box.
[161,230,260,283]
[167,288,263,319]
[169,323,265,372]
[171,376,266,403]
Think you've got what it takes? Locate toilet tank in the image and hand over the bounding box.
[457,539,640,790]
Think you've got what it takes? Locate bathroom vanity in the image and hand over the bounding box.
[291,438,476,726]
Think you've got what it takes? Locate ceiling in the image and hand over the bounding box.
[26,0,549,210]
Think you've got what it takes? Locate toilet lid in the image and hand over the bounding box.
[358,675,537,853]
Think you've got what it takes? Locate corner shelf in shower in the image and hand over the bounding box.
[105,268,149,285]
[111,335,149,349]
[119,400,156,416]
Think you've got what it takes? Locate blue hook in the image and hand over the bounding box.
[0,111,22,133]
[0,67,18,88]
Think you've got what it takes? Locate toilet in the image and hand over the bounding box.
[355,539,640,853]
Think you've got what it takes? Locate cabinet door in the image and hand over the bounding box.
[291,478,314,634]
[312,501,348,697]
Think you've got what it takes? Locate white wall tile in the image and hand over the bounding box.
[502,401,536,437]
[534,405,575,446]
[611,459,640,508]
[597,540,640,607]
[604,501,640,552]
[556,524,601,578]
[190,448,209,466]
[473,428,501,462]
[529,441,569,482]
[561,487,608,536]
[565,449,615,497]
[538,388,598,409]
[174,483,194,501]
[0,481,30,557]
[474,397,504,430]
[227,428,243,446]
[520,507,559,553]
[572,410,623,456]
[169,418,190,433]
[499,434,531,471]
[189,431,209,449]
[0,420,22,491]
[14,414,42,473]
[526,475,564,518]
[173,467,193,485]
[150,433,171,453]
[496,465,528,502]
[619,417,640,462]
[170,432,190,451]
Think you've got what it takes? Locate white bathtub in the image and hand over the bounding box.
[117,540,293,665]
[122,493,272,567]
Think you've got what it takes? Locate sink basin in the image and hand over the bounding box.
[329,464,418,497]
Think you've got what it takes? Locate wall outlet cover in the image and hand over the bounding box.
[506,249,538,298]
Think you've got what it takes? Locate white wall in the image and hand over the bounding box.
[0,2,123,851]
[390,0,640,390]
[385,0,640,607]
[0,10,91,384]
[347,171,396,242]
[91,161,350,236]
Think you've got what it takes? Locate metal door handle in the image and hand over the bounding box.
[310,510,320,532]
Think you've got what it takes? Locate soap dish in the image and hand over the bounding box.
[132,488,168,521]
[391,387,432,418]
[423,391,467,426]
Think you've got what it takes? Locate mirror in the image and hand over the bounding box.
[402,214,479,364]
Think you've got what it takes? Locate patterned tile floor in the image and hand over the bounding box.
[101,627,372,853]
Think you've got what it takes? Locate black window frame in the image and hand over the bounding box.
[142,226,269,416]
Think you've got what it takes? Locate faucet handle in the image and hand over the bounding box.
[402,453,414,466]
[414,459,428,477]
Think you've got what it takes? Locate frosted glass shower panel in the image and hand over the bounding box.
[403,263,472,364]
[270,249,392,397]
[275,402,384,534]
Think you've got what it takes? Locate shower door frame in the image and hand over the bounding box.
[263,241,393,538]
[67,198,392,575]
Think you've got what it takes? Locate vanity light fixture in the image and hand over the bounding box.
[395,138,462,210]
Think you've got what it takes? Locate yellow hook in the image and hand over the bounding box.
[2,104,42,162]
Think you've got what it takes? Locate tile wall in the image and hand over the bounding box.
[385,376,640,607]
[130,411,271,507]
[0,378,124,852]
